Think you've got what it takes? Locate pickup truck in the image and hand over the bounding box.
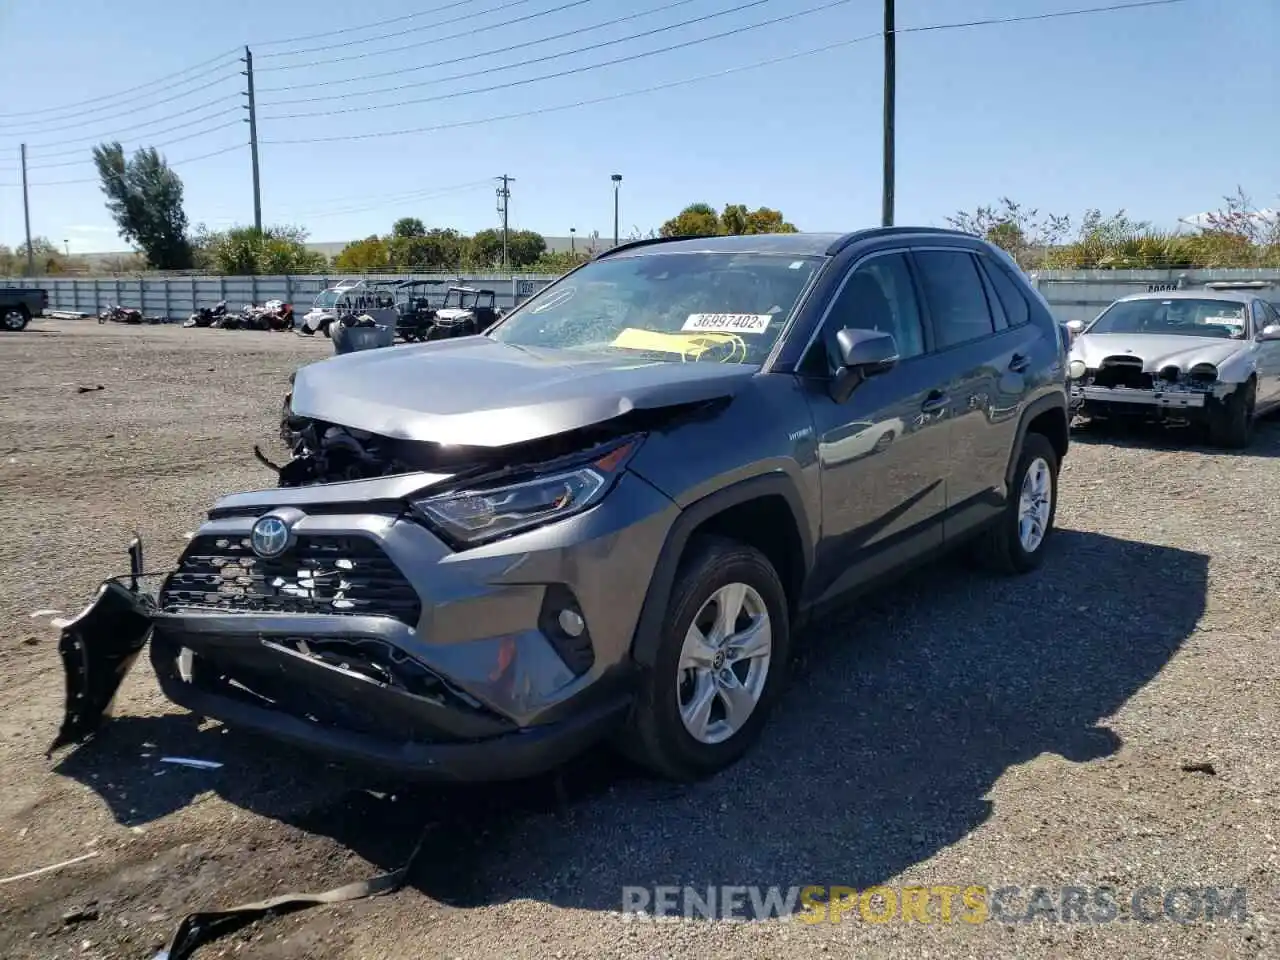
[1,287,49,332]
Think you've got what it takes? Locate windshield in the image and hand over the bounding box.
[1089,298,1249,339]
[488,252,824,364]
[314,290,340,308]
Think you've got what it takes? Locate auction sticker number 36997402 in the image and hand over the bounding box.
[683,313,772,334]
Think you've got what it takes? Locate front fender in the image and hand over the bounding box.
[627,472,812,670]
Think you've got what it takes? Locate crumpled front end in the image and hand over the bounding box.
[1067,335,1250,423]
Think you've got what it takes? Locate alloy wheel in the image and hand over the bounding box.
[676,582,772,745]
[1018,456,1053,553]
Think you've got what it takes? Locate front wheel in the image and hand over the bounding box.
[321,319,333,339]
[1207,379,1254,449]
[619,536,790,781]
[1,306,29,332]
[974,431,1059,575]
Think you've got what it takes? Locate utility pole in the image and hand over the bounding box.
[495,175,514,270]
[611,174,622,247]
[241,46,262,233]
[881,0,895,227]
[570,227,576,256]
[20,144,34,277]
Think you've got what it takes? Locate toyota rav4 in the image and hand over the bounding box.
[55,229,1070,783]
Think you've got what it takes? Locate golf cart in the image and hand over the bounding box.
[430,286,502,339]
[393,279,446,342]
[299,279,397,338]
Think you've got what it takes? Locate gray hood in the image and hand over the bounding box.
[290,335,757,446]
[1070,333,1247,372]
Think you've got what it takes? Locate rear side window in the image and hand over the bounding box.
[913,250,996,349]
[981,258,1031,327]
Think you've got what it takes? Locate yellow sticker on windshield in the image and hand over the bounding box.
[683,313,772,334]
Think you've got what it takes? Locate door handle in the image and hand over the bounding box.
[1008,353,1030,373]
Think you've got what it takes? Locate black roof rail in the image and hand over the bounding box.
[825,226,977,256]
[594,234,707,259]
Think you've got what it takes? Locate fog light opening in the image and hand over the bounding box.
[557,608,586,638]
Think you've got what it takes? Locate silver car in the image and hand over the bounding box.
[1065,290,1280,447]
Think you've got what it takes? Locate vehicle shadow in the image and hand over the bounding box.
[1071,411,1280,457]
[53,528,1208,918]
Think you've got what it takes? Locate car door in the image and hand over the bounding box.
[797,250,955,603]
[1252,299,1280,410]
[909,248,1031,541]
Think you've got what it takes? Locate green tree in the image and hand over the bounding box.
[661,203,798,238]
[389,228,468,270]
[507,229,547,268]
[193,224,326,275]
[1,237,68,275]
[92,142,193,270]
[391,217,427,239]
[946,198,1071,268]
[660,203,721,237]
[334,235,391,272]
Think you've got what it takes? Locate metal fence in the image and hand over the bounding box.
[4,268,1278,325]
[0,273,562,320]
[1029,268,1280,325]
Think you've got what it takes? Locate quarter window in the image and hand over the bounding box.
[981,257,1032,327]
[913,250,997,349]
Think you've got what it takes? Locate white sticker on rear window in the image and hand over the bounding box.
[683,313,772,334]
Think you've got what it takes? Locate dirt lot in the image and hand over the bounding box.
[0,319,1276,959]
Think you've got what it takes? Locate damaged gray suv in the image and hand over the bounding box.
[55,229,1069,783]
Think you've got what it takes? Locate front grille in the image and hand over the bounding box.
[159,534,421,625]
[1092,356,1153,390]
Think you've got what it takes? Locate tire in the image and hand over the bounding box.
[619,535,791,781]
[321,319,333,339]
[974,431,1059,575]
[1207,379,1254,450]
[2,305,31,332]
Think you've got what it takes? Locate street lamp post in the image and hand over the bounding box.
[611,174,622,247]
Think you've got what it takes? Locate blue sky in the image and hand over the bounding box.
[1,0,1275,252]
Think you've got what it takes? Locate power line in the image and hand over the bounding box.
[259,0,1191,146]
[24,101,242,156]
[0,71,243,137]
[260,0,738,103]
[898,0,1186,36]
[254,0,499,48]
[259,0,698,93]
[26,142,247,187]
[277,180,495,220]
[261,0,846,119]
[0,54,242,127]
[27,120,246,171]
[257,0,582,70]
[264,32,880,145]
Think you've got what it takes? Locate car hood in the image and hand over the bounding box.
[290,335,757,446]
[1071,333,1247,372]
[435,308,473,320]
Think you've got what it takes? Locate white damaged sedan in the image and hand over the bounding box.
[1065,290,1280,448]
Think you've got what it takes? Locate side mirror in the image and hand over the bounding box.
[1258,324,1280,341]
[1064,319,1085,338]
[829,328,898,403]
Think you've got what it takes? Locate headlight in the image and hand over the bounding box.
[411,441,637,546]
[1068,359,1087,380]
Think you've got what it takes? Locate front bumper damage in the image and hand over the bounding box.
[51,533,634,781]
[1069,379,1234,422]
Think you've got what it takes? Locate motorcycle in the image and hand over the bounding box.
[98,305,144,325]
[182,300,228,329]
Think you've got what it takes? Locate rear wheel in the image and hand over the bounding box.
[974,432,1059,575]
[619,536,790,781]
[2,306,30,332]
[1207,379,1254,449]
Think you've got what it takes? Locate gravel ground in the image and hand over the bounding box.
[0,319,1275,960]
